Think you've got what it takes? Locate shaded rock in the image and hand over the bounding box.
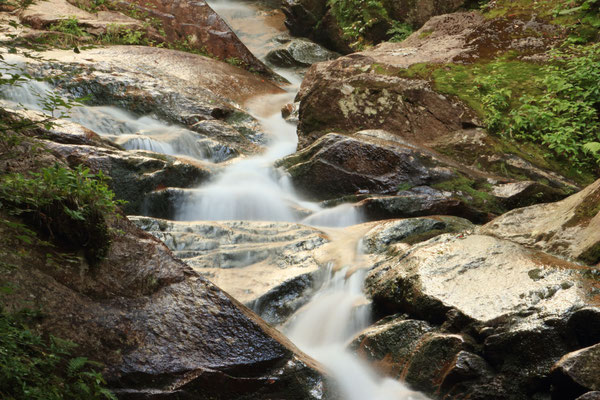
[0,144,333,399]
[403,333,467,393]
[577,392,600,400]
[438,351,497,397]
[361,216,473,254]
[355,191,491,224]
[568,308,600,348]
[44,140,213,215]
[349,315,434,379]
[491,181,568,209]
[130,216,329,321]
[551,344,600,400]
[265,38,340,68]
[110,0,273,76]
[481,179,600,265]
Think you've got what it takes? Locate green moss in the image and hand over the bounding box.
[432,175,503,214]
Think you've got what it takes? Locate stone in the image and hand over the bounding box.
[349,316,434,379]
[576,393,600,400]
[130,217,329,322]
[491,181,568,209]
[355,192,491,224]
[361,216,473,254]
[0,144,333,399]
[265,38,340,68]
[365,233,600,396]
[110,0,273,76]
[551,344,600,400]
[481,179,600,265]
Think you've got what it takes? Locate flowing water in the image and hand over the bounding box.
[1,2,425,396]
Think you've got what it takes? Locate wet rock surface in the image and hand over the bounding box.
[266,37,340,67]
[551,344,600,400]
[481,179,600,265]
[0,146,333,400]
[130,216,330,324]
[361,229,600,399]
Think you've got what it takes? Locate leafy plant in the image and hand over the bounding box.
[49,17,86,37]
[387,21,413,42]
[0,308,116,399]
[0,164,124,264]
[328,0,390,47]
[507,44,600,167]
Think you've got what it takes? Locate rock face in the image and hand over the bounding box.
[282,0,470,53]
[551,344,600,400]
[0,143,333,399]
[110,0,272,75]
[278,131,459,201]
[130,217,330,325]
[265,37,340,68]
[481,179,600,265]
[362,231,600,399]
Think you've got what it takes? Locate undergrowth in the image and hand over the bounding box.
[0,308,116,400]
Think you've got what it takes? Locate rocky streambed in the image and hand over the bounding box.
[0,0,599,399]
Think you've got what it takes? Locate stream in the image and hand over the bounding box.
[0,1,427,397]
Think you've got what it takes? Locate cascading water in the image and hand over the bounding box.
[199,1,428,398]
[0,59,231,162]
[1,2,426,395]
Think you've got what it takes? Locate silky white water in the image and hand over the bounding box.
[200,2,427,399]
[0,58,230,162]
[2,5,424,397]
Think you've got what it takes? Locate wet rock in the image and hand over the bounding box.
[265,38,340,68]
[403,333,467,393]
[0,148,333,399]
[481,179,600,265]
[361,216,473,254]
[349,315,434,379]
[29,46,277,155]
[491,181,568,209]
[365,233,600,397]
[568,308,600,348]
[551,344,600,400]
[278,131,461,201]
[281,102,300,124]
[45,141,213,215]
[355,191,491,224]
[110,0,273,76]
[130,216,329,320]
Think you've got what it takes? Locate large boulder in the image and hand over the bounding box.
[364,233,600,398]
[108,0,272,75]
[0,141,334,399]
[481,179,600,265]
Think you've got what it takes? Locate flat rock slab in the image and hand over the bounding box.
[130,217,328,305]
[367,233,595,324]
[481,179,600,265]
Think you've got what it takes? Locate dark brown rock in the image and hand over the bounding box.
[111,0,273,76]
[551,344,600,400]
[0,142,333,399]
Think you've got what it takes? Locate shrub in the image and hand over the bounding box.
[0,308,116,399]
[0,164,124,265]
